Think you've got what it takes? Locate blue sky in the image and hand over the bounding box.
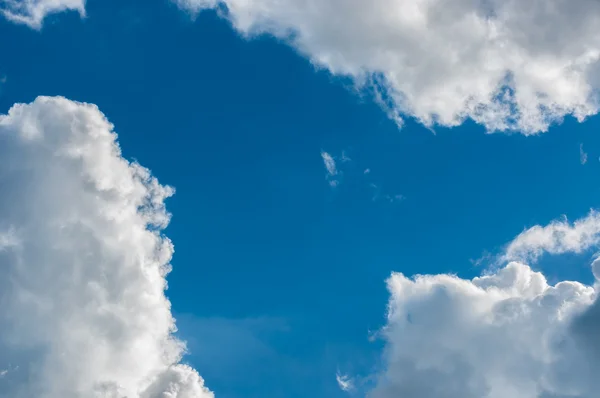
[2,1,600,398]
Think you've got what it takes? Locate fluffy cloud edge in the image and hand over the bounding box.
[1,0,85,29]
[176,0,600,135]
[359,209,600,398]
[503,210,600,263]
[0,96,213,398]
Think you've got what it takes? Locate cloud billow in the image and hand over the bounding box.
[370,262,599,398]
[0,96,213,398]
[177,0,600,134]
[362,211,600,398]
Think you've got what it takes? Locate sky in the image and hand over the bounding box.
[1,0,600,397]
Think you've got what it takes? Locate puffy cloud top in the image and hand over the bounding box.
[177,0,600,134]
[0,97,213,398]
[366,260,600,398]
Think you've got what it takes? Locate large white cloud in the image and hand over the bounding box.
[177,0,600,134]
[0,96,213,398]
[370,262,600,398]
[365,212,600,397]
[1,0,85,29]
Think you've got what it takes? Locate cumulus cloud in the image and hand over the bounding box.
[369,261,600,398]
[362,211,600,398]
[0,96,213,398]
[504,210,600,263]
[178,0,600,134]
[1,0,85,29]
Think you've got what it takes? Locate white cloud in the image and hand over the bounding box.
[368,261,600,398]
[336,372,354,392]
[361,212,600,397]
[0,228,19,251]
[0,97,213,398]
[321,151,337,176]
[503,210,600,263]
[580,143,588,165]
[178,0,600,134]
[321,150,339,187]
[1,0,85,29]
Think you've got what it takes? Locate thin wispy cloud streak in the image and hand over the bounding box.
[1,0,85,29]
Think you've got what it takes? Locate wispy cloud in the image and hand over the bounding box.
[369,183,404,204]
[502,210,600,263]
[341,150,352,163]
[0,364,18,379]
[384,194,404,203]
[321,151,340,187]
[580,143,588,165]
[321,151,337,176]
[336,372,354,392]
[1,0,85,29]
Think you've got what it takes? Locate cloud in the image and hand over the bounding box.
[503,210,600,263]
[367,261,600,398]
[362,212,600,398]
[1,0,85,29]
[383,194,404,204]
[368,183,404,204]
[580,143,588,165]
[321,150,339,187]
[321,151,337,176]
[340,150,351,163]
[178,0,600,134]
[0,96,213,398]
[336,372,354,392]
